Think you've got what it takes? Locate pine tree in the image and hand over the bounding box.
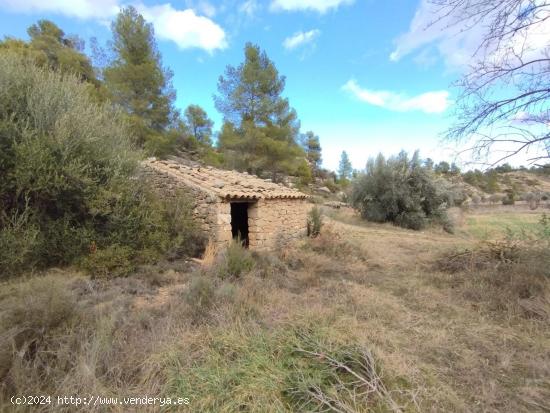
[302,131,322,173]
[215,43,304,180]
[338,151,352,181]
[104,6,176,150]
[184,105,213,146]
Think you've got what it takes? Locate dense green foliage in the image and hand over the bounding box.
[0,20,104,100]
[215,43,309,180]
[104,6,177,154]
[351,151,451,231]
[0,53,200,277]
[463,169,501,193]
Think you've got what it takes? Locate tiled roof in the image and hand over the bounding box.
[143,158,308,200]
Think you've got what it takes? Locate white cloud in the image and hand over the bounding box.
[0,0,120,19]
[0,0,228,52]
[342,79,451,114]
[283,29,320,50]
[138,4,227,52]
[270,0,353,13]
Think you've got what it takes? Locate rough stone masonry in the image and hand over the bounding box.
[141,158,311,250]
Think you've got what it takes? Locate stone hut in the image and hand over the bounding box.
[142,158,311,250]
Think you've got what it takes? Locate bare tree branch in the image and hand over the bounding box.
[429,0,550,165]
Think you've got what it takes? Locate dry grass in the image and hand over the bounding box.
[1,209,549,412]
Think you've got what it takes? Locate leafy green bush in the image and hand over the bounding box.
[79,245,135,279]
[0,53,200,277]
[351,151,451,231]
[0,208,42,275]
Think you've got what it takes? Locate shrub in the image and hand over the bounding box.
[351,151,451,231]
[79,245,135,279]
[502,190,516,205]
[0,53,200,277]
[524,192,541,210]
[214,241,255,279]
[436,231,550,319]
[2,275,76,332]
[538,213,550,239]
[0,274,76,367]
[304,226,363,259]
[0,208,42,276]
[306,206,323,237]
[183,276,216,322]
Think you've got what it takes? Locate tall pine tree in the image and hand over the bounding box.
[104,6,176,152]
[302,131,322,174]
[215,43,306,180]
[339,151,352,181]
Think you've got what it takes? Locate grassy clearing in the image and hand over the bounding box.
[462,211,544,239]
[1,208,549,412]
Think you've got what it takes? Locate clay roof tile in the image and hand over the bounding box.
[143,158,308,200]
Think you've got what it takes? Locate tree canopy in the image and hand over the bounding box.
[184,104,214,146]
[104,6,176,152]
[215,43,306,180]
[0,20,102,97]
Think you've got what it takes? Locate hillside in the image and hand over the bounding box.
[2,207,548,412]
[456,170,550,195]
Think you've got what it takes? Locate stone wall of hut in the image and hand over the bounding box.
[140,163,311,250]
[248,198,311,249]
[140,164,220,242]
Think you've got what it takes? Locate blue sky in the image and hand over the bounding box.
[0,0,481,171]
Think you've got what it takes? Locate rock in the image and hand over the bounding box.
[323,201,347,209]
[213,181,225,188]
[318,186,332,194]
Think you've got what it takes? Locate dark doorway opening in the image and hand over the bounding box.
[230,202,250,247]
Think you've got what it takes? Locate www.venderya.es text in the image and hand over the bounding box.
[11,395,190,407]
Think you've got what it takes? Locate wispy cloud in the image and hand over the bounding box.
[342,79,451,114]
[270,0,353,14]
[390,0,550,70]
[389,0,485,69]
[239,0,259,18]
[0,0,228,52]
[283,29,320,50]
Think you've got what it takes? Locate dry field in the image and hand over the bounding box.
[1,207,549,412]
